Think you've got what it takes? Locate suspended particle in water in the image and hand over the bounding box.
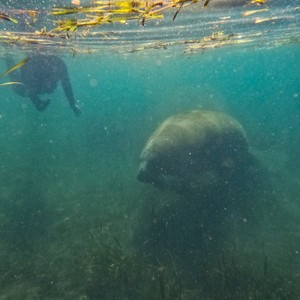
[155,59,162,66]
[89,78,98,87]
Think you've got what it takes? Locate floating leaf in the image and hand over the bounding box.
[0,81,23,86]
[0,12,18,23]
[242,8,268,17]
[0,57,30,79]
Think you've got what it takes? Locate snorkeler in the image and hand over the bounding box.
[5,54,81,115]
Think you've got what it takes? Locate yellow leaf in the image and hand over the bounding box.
[0,57,30,79]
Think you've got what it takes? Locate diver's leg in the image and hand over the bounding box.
[4,56,26,97]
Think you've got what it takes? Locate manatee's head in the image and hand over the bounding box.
[137,151,179,187]
[137,158,164,184]
[137,131,180,185]
[137,160,153,183]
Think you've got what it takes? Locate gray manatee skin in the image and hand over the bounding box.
[137,110,251,187]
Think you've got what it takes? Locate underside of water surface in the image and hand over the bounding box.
[0,0,299,55]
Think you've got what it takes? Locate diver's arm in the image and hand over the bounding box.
[59,62,81,116]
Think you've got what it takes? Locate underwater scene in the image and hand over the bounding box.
[0,0,300,299]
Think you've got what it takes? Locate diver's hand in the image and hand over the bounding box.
[72,104,81,116]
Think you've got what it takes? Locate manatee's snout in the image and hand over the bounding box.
[137,160,153,183]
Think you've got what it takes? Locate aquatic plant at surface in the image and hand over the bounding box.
[0,12,17,23]
[1,0,289,55]
[50,0,266,31]
[0,57,29,86]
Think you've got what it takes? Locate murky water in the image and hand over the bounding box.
[0,1,299,299]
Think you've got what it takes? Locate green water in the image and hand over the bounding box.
[0,45,299,299]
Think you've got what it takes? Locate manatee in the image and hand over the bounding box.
[137,110,254,189]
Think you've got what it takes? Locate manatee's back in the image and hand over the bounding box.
[185,110,249,168]
[141,109,248,160]
[138,109,257,190]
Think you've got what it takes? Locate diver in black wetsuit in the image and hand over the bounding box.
[5,54,81,115]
